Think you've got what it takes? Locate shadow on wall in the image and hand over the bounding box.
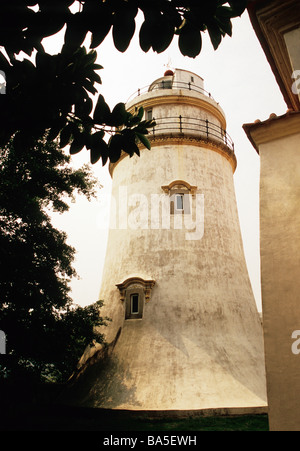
[60,327,142,410]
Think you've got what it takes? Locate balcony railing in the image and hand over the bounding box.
[126,81,216,104]
[148,116,234,152]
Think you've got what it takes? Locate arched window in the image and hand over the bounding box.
[116,277,155,320]
[162,180,197,215]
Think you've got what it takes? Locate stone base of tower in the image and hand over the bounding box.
[62,316,268,414]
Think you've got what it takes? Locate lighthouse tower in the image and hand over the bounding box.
[72,69,267,414]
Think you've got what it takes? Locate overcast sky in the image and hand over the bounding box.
[48,10,287,312]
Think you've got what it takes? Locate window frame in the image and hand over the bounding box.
[125,286,144,320]
[161,180,197,216]
[175,193,184,212]
[116,277,155,321]
[146,108,153,121]
[170,190,191,215]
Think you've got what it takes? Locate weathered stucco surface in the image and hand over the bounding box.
[255,116,300,430]
[69,71,267,413]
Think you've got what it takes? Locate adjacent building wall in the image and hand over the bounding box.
[244,111,300,430]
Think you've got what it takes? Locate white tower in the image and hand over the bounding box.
[71,69,267,414]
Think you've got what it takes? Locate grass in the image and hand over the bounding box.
[129,415,269,431]
[0,381,269,431]
[1,404,269,431]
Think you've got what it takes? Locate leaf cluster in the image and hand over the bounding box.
[0,43,154,168]
[0,0,248,382]
[0,1,247,58]
[0,137,106,382]
[139,0,248,58]
[0,0,247,166]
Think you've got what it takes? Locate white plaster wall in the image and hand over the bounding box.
[150,103,221,125]
[126,89,226,127]
[259,130,300,430]
[173,68,204,89]
[74,71,266,412]
[146,102,223,145]
[87,141,267,411]
[101,143,260,337]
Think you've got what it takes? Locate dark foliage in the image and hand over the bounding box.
[0,137,108,382]
[0,0,247,166]
[0,0,248,382]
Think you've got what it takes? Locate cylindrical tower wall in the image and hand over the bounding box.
[72,70,267,412]
[101,142,255,342]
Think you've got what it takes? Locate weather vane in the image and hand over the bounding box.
[164,56,173,70]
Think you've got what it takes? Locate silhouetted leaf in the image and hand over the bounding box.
[64,12,87,52]
[75,96,93,118]
[227,0,248,17]
[82,79,97,95]
[84,2,113,48]
[59,124,73,148]
[93,94,111,124]
[215,7,233,36]
[90,26,111,48]
[136,132,151,150]
[152,14,174,53]
[90,133,108,165]
[179,21,202,57]
[112,5,137,53]
[120,128,137,156]
[108,134,123,163]
[48,116,67,141]
[207,21,223,50]
[110,103,127,126]
[139,16,153,52]
[70,129,85,154]
[137,107,144,120]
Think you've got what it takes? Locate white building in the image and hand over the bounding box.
[68,69,267,415]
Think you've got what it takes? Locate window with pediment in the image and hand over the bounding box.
[161,180,197,215]
[116,277,155,320]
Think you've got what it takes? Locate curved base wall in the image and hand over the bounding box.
[65,141,267,412]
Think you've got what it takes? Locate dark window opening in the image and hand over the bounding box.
[125,289,144,319]
[147,109,153,120]
[159,80,172,89]
[131,294,139,314]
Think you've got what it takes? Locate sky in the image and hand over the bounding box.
[48,9,287,312]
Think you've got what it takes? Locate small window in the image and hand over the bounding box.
[170,192,190,214]
[176,194,184,211]
[191,76,194,83]
[159,80,172,89]
[117,277,155,320]
[146,109,153,120]
[161,181,196,216]
[131,294,139,314]
[125,288,144,319]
